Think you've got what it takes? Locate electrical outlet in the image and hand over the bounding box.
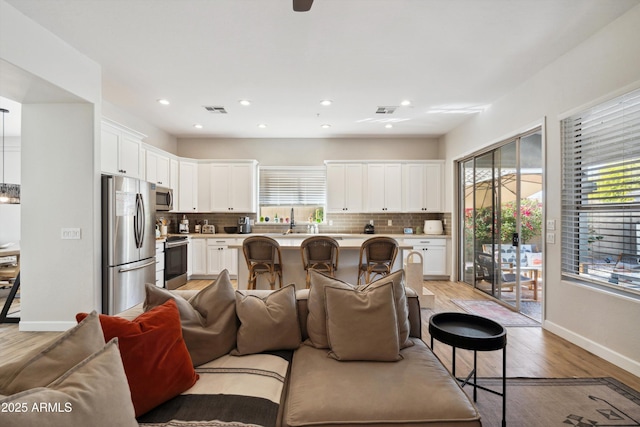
[369,220,374,225]
[61,228,81,240]
[546,232,555,244]
[388,219,392,226]
[546,219,556,231]
[329,220,333,226]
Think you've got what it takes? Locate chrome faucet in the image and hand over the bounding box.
[284,208,296,234]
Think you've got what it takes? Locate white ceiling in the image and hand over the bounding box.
[5,0,640,139]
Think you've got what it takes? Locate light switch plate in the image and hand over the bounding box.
[61,228,81,240]
[546,219,556,231]
[546,232,555,244]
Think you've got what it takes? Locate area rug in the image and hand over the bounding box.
[451,299,539,327]
[466,377,640,426]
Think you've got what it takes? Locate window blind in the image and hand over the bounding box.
[561,87,640,294]
[259,166,326,206]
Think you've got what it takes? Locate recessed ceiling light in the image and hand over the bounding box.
[257,123,268,128]
[321,124,331,128]
[400,100,411,106]
[320,100,333,106]
[385,124,393,129]
[193,124,203,129]
[157,99,170,106]
[239,99,251,106]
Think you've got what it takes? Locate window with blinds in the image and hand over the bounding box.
[561,87,640,295]
[259,166,326,206]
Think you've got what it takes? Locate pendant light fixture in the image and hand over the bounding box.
[0,108,20,204]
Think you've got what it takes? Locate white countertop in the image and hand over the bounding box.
[182,232,449,240]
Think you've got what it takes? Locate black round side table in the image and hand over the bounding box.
[429,312,507,427]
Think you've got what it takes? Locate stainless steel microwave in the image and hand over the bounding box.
[154,185,174,211]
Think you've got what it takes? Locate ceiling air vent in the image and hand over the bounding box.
[376,106,397,114]
[204,106,228,114]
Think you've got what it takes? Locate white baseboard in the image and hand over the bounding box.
[19,320,76,332]
[544,320,640,378]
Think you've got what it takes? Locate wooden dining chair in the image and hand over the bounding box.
[357,236,398,285]
[242,236,283,290]
[300,236,340,288]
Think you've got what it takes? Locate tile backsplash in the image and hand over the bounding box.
[158,211,451,236]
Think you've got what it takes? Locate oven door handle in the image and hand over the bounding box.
[119,260,156,273]
[165,240,188,249]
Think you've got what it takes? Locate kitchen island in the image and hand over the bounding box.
[228,235,413,290]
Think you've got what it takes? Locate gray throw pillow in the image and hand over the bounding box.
[358,269,413,349]
[231,284,301,355]
[144,269,237,366]
[0,311,105,395]
[325,282,402,362]
[0,339,138,427]
[306,270,355,348]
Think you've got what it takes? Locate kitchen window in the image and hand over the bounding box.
[258,166,326,224]
[561,87,640,296]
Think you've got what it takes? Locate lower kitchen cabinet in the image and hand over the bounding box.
[155,241,165,287]
[403,238,449,277]
[189,238,238,278]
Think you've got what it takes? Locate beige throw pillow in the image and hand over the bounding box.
[144,269,237,366]
[0,339,138,427]
[231,285,301,355]
[0,311,105,395]
[359,269,413,349]
[325,282,402,362]
[306,270,355,348]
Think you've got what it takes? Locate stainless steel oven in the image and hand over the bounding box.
[165,235,188,289]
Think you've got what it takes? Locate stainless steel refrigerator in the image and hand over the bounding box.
[102,175,156,315]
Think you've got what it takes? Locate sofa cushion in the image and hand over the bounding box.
[0,339,138,427]
[138,351,292,427]
[76,299,198,416]
[306,269,412,350]
[231,284,301,355]
[359,269,413,348]
[144,269,238,366]
[0,311,105,395]
[325,282,401,362]
[306,270,356,348]
[285,339,481,427]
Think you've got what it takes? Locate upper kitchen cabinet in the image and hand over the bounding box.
[209,161,258,212]
[326,162,364,213]
[146,150,171,187]
[178,160,198,212]
[366,163,402,212]
[101,119,145,178]
[403,161,444,212]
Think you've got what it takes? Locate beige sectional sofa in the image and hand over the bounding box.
[0,269,481,427]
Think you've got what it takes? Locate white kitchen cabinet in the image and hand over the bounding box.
[198,163,212,212]
[326,163,363,213]
[209,161,257,212]
[366,163,402,212]
[155,241,165,288]
[403,162,444,212]
[146,150,170,186]
[207,241,238,276]
[170,158,179,190]
[403,238,448,276]
[101,119,145,178]
[179,160,198,212]
[190,238,207,276]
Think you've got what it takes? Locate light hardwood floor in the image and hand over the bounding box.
[1,279,638,392]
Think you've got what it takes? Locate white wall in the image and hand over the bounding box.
[0,0,102,330]
[178,137,440,165]
[0,136,20,244]
[443,5,640,376]
[102,101,178,155]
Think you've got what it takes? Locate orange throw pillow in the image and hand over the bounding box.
[76,299,198,416]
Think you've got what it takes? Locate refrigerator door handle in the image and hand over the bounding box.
[118,260,156,273]
[138,193,146,248]
[134,193,144,248]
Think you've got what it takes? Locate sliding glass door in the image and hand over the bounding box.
[459,129,543,321]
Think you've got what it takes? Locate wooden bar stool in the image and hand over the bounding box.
[242,236,283,290]
[357,236,398,285]
[300,236,340,288]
